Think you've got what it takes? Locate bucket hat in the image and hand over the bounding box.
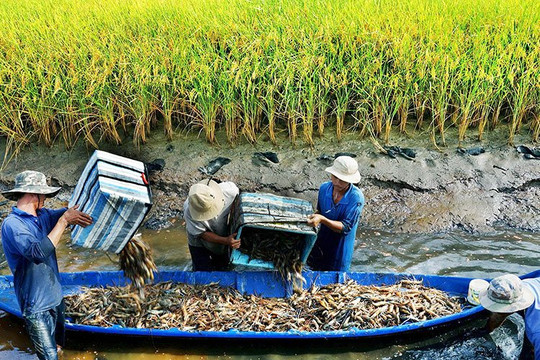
[479,274,534,313]
[188,179,225,221]
[1,171,61,201]
[325,156,361,184]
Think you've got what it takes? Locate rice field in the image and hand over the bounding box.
[0,0,538,156]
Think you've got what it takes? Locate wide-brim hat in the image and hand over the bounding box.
[188,179,225,221]
[325,156,361,184]
[479,274,534,313]
[1,171,61,201]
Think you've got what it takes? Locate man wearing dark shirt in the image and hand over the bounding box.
[1,171,92,360]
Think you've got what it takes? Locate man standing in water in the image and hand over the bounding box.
[480,274,540,359]
[306,156,365,271]
[1,171,93,360]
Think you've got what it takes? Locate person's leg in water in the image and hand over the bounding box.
[24,309,59,360]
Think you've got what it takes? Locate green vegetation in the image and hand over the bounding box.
[0,0,538,158]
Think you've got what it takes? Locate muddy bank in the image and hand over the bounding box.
[0,130,538,235]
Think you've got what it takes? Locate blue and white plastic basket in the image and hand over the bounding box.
[229,192,317,268]
[69,150,152,253]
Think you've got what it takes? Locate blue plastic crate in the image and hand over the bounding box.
[229,192,317,269]
[69,150,152,253]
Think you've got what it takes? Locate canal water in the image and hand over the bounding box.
[0,226,538,360]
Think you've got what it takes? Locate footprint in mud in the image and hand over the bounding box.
[425,158,437,168]
[198,157,231,175]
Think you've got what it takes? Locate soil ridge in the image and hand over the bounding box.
[0,134,538,236]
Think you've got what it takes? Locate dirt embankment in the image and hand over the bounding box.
[0,131,539,235]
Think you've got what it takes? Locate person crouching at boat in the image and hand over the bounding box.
[183,179,241,271]
[306,156,365,272]
[479,274,539,359]
[1,171,93,360]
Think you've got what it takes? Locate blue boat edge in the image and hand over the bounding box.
[0,269,522,340]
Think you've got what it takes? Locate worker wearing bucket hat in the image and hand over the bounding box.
[479,274,540,359]
[183,179,241,271]
[306,156,365,271]
[1,171,93,360]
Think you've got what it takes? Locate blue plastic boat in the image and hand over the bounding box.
[1,270,536,341]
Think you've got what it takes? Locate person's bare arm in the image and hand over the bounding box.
[487,312,510,332]
[48,205,93,247]
[200,232,241,249]
[307,213,343,233]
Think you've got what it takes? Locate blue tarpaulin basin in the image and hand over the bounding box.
[229,192,317,269]
[5,270,535,341]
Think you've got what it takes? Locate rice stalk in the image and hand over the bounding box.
[0,0,537,153]
[532,113,540,142]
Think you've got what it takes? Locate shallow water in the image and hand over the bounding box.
[0,226,538,360]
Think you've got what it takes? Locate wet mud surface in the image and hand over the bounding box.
[0,130,538,239]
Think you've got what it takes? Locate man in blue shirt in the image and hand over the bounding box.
[524,277,540,359]
[306,156,364,271]
[1,171,92,360]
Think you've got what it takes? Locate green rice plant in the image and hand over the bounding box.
[0,99,29,167]
[315,63,331,138]
[57,104,80,149]
[381,85,400,144]
[455,79,482,146]
[191,62,220,144]
[75,115,99,149]
[507,43,538,145]
[508,73,533,146]
[130,92,156,146]
[220,71,241,143]
[333,72,351,141]
[0,0,538,152]
[261,81,277,144]
[280,63,300,144]
[299,58,319,146]
[476,103,490,141]
[428,55,457,147]
[411,55,430,130]
[476,53,504,140]
[397,97,410,134]
[533,112,540,142]
[239,62,262,144]
[97,97,122,145]
[394,50,415,134]
[154,67,177,141]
